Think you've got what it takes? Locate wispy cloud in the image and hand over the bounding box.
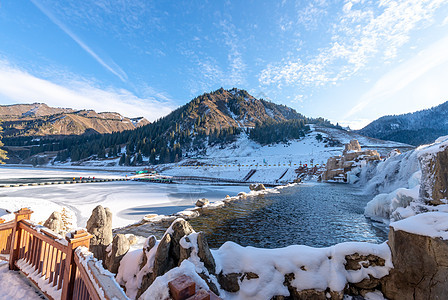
[30,0,128,82]
[183,17,247,96]
[344,34,448,120]
[219,19,247,86]
[0,61,174,121]
[259,0,446,88]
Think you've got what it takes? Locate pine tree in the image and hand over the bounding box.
[119,153,126,166]
[0,122,8,163]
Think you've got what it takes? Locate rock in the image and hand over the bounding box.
[127,234,138,245]
[152,233,174,279]
[343,139,361,154]
[249,183,266,191]
[195,198,209,207]
[351,275,380,290]
[43,211,64,235]
[171,219,194,264]
[323,142,380,182]
[242,272,259,280]
[105,234,130,274]
[419,144,448,205]
[198,272,220,296]
[179,235,193,264]
[196,232,216,274]
[217,272,241,293]
[386,149,401,159]
[86,205,113,261]
[140,235,157,270]
[344,253,385,270]
[381,226,448,300]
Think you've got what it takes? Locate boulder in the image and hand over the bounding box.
[43,211,64,235]
[86,205,113,261]
[152,233,174,279]
[105,234,130,274]
[136,236,158,299]
[217,272,241,293]
[419,144,448,205]
[249,184,266,191]
[195,198,209,207]
[140,235,157,270]
[196,232,216,274]
[381,226,448,299]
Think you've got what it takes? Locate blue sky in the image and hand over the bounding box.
[0,0,448,129]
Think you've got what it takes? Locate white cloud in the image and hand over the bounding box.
[344,34,448,120]
[0,61,174,121]
[259,0,446,88]
[31,0,128,82]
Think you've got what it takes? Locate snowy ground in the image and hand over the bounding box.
[0,166,250,228]
[162,125,412,182]
[0,261,43,300]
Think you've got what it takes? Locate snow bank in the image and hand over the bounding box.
[390,212,448,240]
[116,236,160,299]
[213,241,392,300]
[117,231,392,300]
[141,260,210,300]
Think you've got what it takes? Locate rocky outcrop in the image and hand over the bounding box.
[418,143,448,205]
[323,139,380,182]
[343,139,361,154]
[381,225,448,300]
[86,205,113,261]
[105,234,130,274]
[43,211,65,235]
[137,219,197,297]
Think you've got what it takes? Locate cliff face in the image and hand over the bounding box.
[0,103,149,137]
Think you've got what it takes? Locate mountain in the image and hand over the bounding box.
[0,103,149,137]
[3,88,338,165]
[166,87,309,131]
[356,101,448,146]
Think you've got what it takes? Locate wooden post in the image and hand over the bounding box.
[9,208,33,270]
[61,229,92,300]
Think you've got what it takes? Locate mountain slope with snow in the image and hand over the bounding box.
[357,100,448,146]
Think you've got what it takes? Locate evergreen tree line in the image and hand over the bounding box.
[2,88,340,164]
[249,119,310,145]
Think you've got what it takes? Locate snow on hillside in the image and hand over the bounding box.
[163,125,412,183]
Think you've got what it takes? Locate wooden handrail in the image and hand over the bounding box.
[0,208,128,300]
[75,248,128,300]
[18,221,67,252]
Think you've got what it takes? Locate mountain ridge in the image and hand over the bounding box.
[0,103,150,137]
[356,100,448,146]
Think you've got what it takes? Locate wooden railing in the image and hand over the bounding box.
[0,208,128,300]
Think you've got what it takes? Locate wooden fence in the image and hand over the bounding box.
[0,208,127,300]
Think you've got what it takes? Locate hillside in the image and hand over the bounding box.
[2,88,338,165]
[0,103,149,137]
[2,88,407,166]
[356,101,448,146]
